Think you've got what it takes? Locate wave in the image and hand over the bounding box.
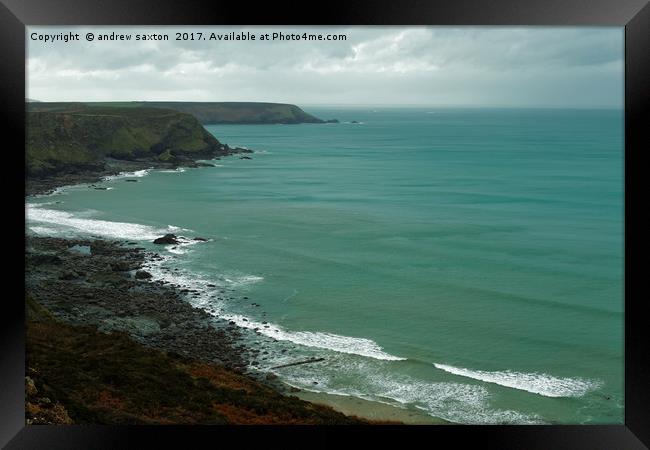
[103,169,151,181]
[26,204,176,241]
[433,363,602,398]
[139,257,403,361]
[29,225,59,235]
[135,255,545,423]
[276,357,542,424]
[223,274,264,287]
[222,313,404,361]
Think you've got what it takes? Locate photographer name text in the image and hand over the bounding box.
[30,31,347,43]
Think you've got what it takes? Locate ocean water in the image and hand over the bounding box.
[26,107,624,424]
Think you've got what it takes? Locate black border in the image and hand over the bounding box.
[2,1,648,448]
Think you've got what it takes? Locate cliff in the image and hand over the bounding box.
[29,101,337,125]
[26,104,226,178]
[137,102,332,124]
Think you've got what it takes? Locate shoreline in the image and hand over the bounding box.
[293,390,450,424]
[26,147,253,197]
[25,230,449,425]
[25,162,450,425]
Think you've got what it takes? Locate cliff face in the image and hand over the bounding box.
[27,105,224,177]
[137,102,326,124]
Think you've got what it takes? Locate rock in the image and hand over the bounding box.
[239,156,252,160]
[135,270,152,279]
[26,376,37,397]
[29,254,62,265]
[153,234,179,245]
[67,245,91,256]
[350,120,359,124]
[111,261,138,272]
[59,271,77,280]
[125,179,138,182]
[93,187,109,190]
[193,237,208,241]
[324,119,339,123]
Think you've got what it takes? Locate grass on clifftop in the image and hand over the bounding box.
[25,296,368,425]
[26,104,221,177]
[29,101,326,125]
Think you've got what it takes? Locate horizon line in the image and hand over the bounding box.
[25,99,623,110]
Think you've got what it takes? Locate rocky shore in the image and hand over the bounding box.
[25,235,380,424]
[26,236,255,372]
[26,146,252,196]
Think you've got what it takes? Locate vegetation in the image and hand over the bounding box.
[29,101,328,125]
[26,104,222,177]
[25,296,368,425]
[137,102,326,124]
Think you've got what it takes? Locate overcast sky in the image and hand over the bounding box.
[27,26,623,108]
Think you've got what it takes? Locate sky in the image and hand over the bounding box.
[27,26,624,108]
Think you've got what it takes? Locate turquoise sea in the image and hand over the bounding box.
[27,107,624,424]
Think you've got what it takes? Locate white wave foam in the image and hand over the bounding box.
[103,169,150,181]
[159,168,187,173]
[133,257,543,423]
[138,257,402,362]
[26,204,169,241]
[166,225,191,233]
[276,357,542,424]
[433,363,602,398]
[223,275,264,287]
[222,312,404,361]
[165,239,200,255]
[29,225,59,235]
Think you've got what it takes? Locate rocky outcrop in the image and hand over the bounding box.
[135,270,152,279]
[153,234,179,245]
[25,373,74,425]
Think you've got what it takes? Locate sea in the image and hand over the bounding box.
[26,107,624,424]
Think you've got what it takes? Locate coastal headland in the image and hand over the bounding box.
[26,101,337,195]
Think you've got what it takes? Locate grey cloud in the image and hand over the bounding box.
[27,26,623,107]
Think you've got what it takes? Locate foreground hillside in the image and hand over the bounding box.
[26,296,369,425]
[24,236,395,425]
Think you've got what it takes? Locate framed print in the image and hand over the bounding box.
[1,0,648,448]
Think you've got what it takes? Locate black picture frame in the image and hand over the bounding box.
[2,0,647,448]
